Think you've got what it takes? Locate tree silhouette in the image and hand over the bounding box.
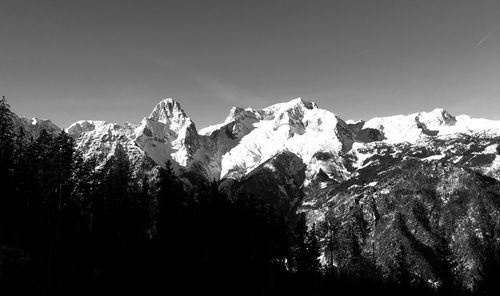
[0,96,15,243]
[0,96,14,174]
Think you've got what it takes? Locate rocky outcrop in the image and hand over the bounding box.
[219,150,306,212]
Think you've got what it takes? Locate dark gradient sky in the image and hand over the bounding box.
[1,0,499,129]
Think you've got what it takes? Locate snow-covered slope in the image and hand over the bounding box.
[362,108,456,143]
[363,108,500,143]
[66,120,146,170]
[197,98,354,181]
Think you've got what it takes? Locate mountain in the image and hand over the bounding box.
[11,96,499,192]
[66,120,156,175]
[59,98,357,183]
[10,96,500,289]
[65,99,198,177]
[195,98,355,182]
[14,96,500,197]
[133,99,200,168]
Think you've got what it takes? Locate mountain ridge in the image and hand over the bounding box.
[11,97,500,185]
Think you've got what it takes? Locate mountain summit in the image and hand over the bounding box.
[134,98,199,167]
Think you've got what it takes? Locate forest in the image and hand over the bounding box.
[0,96,499,295]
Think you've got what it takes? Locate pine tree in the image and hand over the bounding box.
[0,96,14,173]
[13,127,28,188]
[51,131,76,240]
[156,160,184,241]
[135,175,152,239]
[102,143,131,239]
[11,127,30,245]
[53,131,75,183]
[0,97,16,243]
[394,242,410,287]
[294,215,320,275]
[319,212,341,273]
[305,224,321,273]
[435,237,456,293]
[52,131,75,215]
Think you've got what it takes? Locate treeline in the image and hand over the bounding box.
[0,97,477,295]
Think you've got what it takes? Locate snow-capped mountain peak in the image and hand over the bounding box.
[200,98,354,180]
[262,97,318,118]
[415,108,456,130]
[362,107,500,144]
[363,108,459,143]
[62,98,200,175]
[133,98,199,167]
[66,120,113,138]
[147,98,191,128]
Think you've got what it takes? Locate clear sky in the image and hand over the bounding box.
[1,0,499,129]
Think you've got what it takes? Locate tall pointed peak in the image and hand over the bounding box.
[149,97,188,122]
[152,97,183,112]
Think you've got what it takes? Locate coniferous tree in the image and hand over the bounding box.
[394,242,411,287]
[100,143,131,240]
[10,127,30,246]
[134,175,152,239]
[319,212,341,273]
[156,160,184,241]
[0,96,14,174]
[12,127,29,191]
[0,96,15,242]
[305,224,321,273]
[431,231,457,294]
[52,131,76,237]
[294,215,320,275]
[337,219,363,276]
